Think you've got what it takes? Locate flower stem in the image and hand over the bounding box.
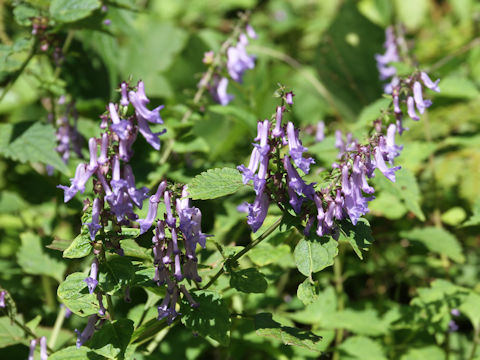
[201,215,283,291]
[48,305,66,349]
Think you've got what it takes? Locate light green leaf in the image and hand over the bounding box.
[297,279,319,306]
[438,76,480,99]
[355,97,391,128]
[180,291,231,346]
[294,237,337,277]
[248,243,295,268]
[88,319,134,359]
[120,239,151,260]
[254,313,323,352]
[230,268,268,293]
[339,218,374,260]
[50,0,101,23]
[63,234,92,259]
[401,346,445,360]
[460,292,480,330]
[49,346,103,360]
[441,207,467,226]
[394,0,429,30]
[187,167,247,200]
[462,200,480,227]
[0,317,25,349]
[0,122,69,174]
[339,336,386,360]
[17,232,67,283]
[98,256,134,295]
[57,272,102,317]
[400,227,465,263]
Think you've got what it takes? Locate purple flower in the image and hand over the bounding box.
[413,81,432,114]
[286,121,314,174]
[272,106,284,138]
[120,82,129,106]
[180,285,199,308]
[420,72,440,92]
[210,76,233,106]
[284,156,315,199]
[40,336,47,360]
[285,91,294,105]
[171,228,183,281]
[129,81,164,124]
[138,181,167,234]
[97,133,109,165]
[385,124,403,162]
[0,291,5,308]
[96,292,106,316]
[246,24,257,39]
[335,130,345,158]
[109,103,131,140]
[343,177,371,225]
[241,191,270,233]
[375,26,399,81]
[85,198,102,240]
[75,314,98,348]
[137,117,165,151]
[314,194,328,236]
[227,34,255,83]
[451,308,460,317]
[28,339,37,360]
[124,165,149,208]
[448,320,459,332]
[316,121,325,142]
[407,96,419,121]
[352,156,374,194]
[374,147,400,182]
[84,258,99,294]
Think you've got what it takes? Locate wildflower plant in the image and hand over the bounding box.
[0,2,479,360]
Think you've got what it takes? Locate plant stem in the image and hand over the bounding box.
[145,327,169,355]
[41,276,56,310]
[332,248,344,360]
[106,294,115,320]
[48,305,66,349]
[201,216,283,291]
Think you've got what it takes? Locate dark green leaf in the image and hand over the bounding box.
[180,291,231,346]
[88,319,134,359]
[98,256,135,294]
[230,268,268,293]
[0,317,25,349]
[339,218,374,260]
[57,272,102,317]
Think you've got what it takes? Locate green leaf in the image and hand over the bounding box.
[338,335,386,360]
[462,200,480,227]
[0,317,26,348]
[441,207,467,226]
[0,122,69,174]
[248,243,295,268]
[401,346,445,360]
[230,268,268,293]
[254,313,323,352]
[88,319,134,359]
[355,97,391,128]
[50,346,103,360]
[187,167,247,200]
[297,279,319,306]
[180,291,231,346]
[57,272,102,317]
[63,234,92,259]
[0,191,28,213]
[50,0,101,23]
[339,218,374,260]
[13,4,39,26]
[98,256,135,295]
[460,292,480,330]
[17,232,67,283]
[400,227,465,263]
[438,76,480,99]
[294,237,338,277]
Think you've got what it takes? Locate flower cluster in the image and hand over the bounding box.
[375,26,400,92]
[204,24,257,106]
[137,183,210,324]
[28,336,48,360]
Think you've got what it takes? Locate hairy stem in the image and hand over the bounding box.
[201,215,283,291]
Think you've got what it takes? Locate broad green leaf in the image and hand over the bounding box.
[326,309,389,336]
[438,76,480,99]
[50,0,101,23]
[394,0,429,30]
[180,291,231,346]
[49,346,103,360]
[57,272,102,317]
[0,191,28,213]
[339,218,374,260]
[297,279,319,306]
[187,167,247,200]
[401,346,445,360]
[120,239,151,260]
[338,336,386,360]
[230,268,268,293]
[248,243,295,268]
[0,122,69,174]
[13,4,39,26]
[441,207,467,226]
[17,232,67,283]
[88,319,134,359]
[254,313,323,352]
[0,317,25,348]
[400,227,465,263]
[460,292,480,330]
[63,234,92,259]
[294,237,338,277]
[98,256,135,295]
[355,97,391,129]
[289,287,338,325]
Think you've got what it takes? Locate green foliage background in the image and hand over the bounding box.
[0,0,480,359]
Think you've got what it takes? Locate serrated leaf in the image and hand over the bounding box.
[338,335,386,360]
[230,268,268,293]
[17,232,67,283]
[49,346,103,360]
[187,167,247,200]
[119,239,151,260]
[460,292,480,330]
[294,237,338,277]
[339,218,374,260]
[297,279,319,306]
[98,256,134,295]
[0,122,69,174]
[50,0,101,23]
[88,319,134,359]
[63,234,92,259]
[254,313,323,352]
[57,272,102,317]
[180,291,231,346]
[248,243,295,267]
[0,317,25,348]
[400,227,465,263]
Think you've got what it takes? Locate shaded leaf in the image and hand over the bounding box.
[230,268,268,293]
[338,335,386,360]
[339,218,374,260]
[88,319,134,359]
[63,234,92,259]
[98,256,135,295]
[57,272,102,317]
[50,0,101,23]
[0,317,25,349]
